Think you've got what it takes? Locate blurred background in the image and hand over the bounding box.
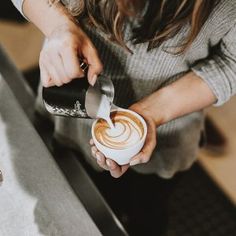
[1,1,236,235]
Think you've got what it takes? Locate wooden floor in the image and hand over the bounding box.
[0,20,44,71]
[199,100,236,205]
[1,20,236,205]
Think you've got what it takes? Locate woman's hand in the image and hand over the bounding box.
[21,0,102,86]
[39,20,103,87]
[89,70,218,178]
[89,103,159,178]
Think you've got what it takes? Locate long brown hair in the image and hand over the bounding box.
[62,0,220,53]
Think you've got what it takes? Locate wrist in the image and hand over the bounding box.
[141,89,172,126]
[146,89,170,126]
[46,3,77,37]
[23,0,77,37]
[152,88,172,125]
[130,90,170,127]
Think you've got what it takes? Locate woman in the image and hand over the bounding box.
[12,0,236,178]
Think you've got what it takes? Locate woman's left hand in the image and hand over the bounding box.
[89,103,158,178]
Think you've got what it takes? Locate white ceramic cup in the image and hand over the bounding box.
[91,108,147,165]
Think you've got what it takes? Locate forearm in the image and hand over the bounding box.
[22,0,74,37]
[138,72,217,125]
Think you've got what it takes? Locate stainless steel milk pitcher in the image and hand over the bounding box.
[42,72,114,119]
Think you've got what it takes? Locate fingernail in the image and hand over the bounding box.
[91,147,97,156]
[106,160,111,167]
[96,153,102,162]
[92,149,96,156]
[89,139,94,145]
[130,159,140,166]
[90,74,97,86]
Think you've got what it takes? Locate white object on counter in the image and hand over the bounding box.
[0,75,101,236]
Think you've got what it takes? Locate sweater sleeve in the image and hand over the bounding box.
[191,22,236,106]
[11,0,27,18]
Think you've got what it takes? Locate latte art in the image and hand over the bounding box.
[94,111,144,149]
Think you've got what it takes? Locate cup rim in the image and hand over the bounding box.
[91,107,147,151]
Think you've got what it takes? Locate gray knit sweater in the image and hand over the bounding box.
[13,0,236,178]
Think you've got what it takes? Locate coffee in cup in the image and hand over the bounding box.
[92,108,147,165]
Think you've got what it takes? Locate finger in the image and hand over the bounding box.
[91,146,106,164]
[109,162,129,178]
[39,54,54,87]
[96,151,105,162]
[129,141,155,166]
[42,53,63,87]
[45,78,55,87]
[106,159,119,171]
[91,145,105,161]
[96,154,110,171]
[40,63,51,87]
[130,121,157,166]
[82,44,103,86]
[141,121,157,157]
[60,46,84,80]
[40,50,64,87]
[129,152,144,166]
[39,62,56,87]
[53,53,72,84]
[91,146,98,158]
[47,65,63,87]
[91,146,109,170]
[89,139,94,145]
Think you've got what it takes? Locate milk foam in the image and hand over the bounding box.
[97,114,143,149]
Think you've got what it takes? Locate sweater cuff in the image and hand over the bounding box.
[191,59,231,107]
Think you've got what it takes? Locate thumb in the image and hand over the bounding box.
[82,43,103,86]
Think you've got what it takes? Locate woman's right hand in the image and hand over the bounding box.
[39,20,103,87]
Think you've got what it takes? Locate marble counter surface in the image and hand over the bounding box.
[0,73,101,235]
